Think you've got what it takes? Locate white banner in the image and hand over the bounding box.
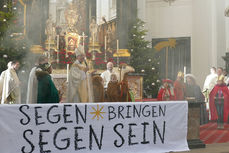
[0,101,189,153]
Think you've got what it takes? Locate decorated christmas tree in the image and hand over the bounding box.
[0,2,31,73]
[128,18,160,98]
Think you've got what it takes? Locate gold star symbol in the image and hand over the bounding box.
[90,104,106,120]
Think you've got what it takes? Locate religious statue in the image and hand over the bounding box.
[64,3,78,32]
[106,25,113,50]
[45,15,55,40]
[57,0,67,26]
[89,18,98,42]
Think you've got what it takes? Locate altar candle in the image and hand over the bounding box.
[57,35,60,62]
[48,36,51,52]
[184,66,186,83]
[104,35,107,62]
[117,39,119,66]
[57,35,59,50]
[105,35,107,50]
[117,39,119,51]
[67,64,69,82]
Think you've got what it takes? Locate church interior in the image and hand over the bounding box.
[0,0,229,152]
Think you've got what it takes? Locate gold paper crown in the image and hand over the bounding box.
[177,71,184,78]
[218,75,225,81]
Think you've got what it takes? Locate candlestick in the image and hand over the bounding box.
[105,35,107,50]
[48,36,51,59]
[104,35,107,62]
[117,39,119,67]
[184,66,186,83]
[92,37,95,60]
[57,35,59,63]
[67,64,69,82]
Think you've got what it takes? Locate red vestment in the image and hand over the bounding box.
[209,84,229,122]
[174,80,185,100]
[157,87,175,101]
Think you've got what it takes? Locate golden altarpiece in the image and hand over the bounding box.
[23,0,143,102]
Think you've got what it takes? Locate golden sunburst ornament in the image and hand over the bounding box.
[90,104,106,120]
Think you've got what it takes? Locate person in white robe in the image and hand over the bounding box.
[203,67,218,93]
[101,62,118,89]
[0,62,12,102]
[1,61,21,104]
[26,56,48,104]
[67,45,94,103]
[203,67,218,111]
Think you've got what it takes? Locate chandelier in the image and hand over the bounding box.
[163,0,176,5]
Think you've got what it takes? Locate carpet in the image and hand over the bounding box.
[200,122,229,144]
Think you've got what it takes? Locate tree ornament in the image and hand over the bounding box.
[152,82,155,86]
[148,59,151,62]
[141,69,145,72]
[3,54,8,58]
[152,67,155,70]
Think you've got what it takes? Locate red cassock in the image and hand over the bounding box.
[173,80,185,100]
[157,88,175,101]
[209,84,229,122]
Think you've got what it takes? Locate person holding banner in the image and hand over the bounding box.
[36,63,60,103]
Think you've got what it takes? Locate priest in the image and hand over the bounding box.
[1,61,21,104]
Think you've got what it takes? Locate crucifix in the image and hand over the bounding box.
[80,32,88,53]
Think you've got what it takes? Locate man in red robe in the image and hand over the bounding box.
[209,75,229,129]
[157,79,175,101]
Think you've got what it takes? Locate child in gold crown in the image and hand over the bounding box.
[174,71,185,100]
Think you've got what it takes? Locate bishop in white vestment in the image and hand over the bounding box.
[67,46,94,103]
